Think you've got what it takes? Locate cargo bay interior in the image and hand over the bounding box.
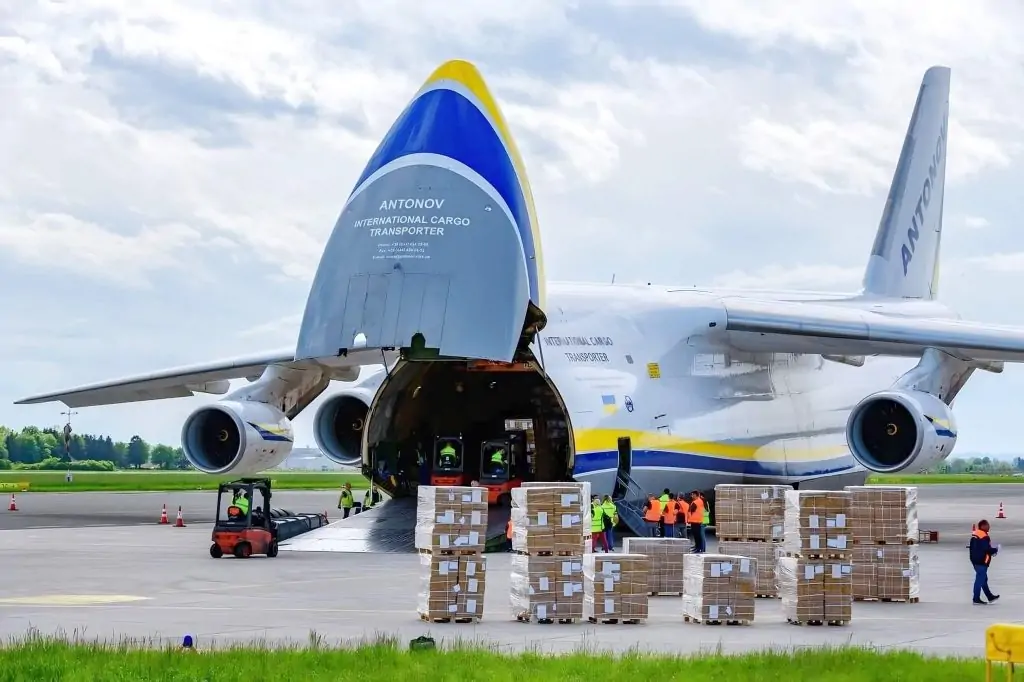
[362,359,574,502]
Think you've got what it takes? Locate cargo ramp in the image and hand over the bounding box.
[280,494,510,553]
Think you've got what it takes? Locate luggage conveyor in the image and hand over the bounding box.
[280,494,513,554]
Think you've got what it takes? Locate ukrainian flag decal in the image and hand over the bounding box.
[924,415,956,438]
[247,422,293,443]
[601,394,617,414]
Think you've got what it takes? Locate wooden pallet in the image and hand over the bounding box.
[418,548,482,556]
[588,617,645,625]
[718,538,781,543]
[514,550,580,557]
[782,551,852,560]
[419,613,481,624]
[755,594,779,599]
[683,615,751,626]
[786,618,849,626]
[648,591,682,597]
[854,596,919,603]
[853,539,918,546]
[515,614,579,624]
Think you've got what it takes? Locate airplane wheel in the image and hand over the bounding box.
[267,541,279,558]
[234,542,252,559]
[209,544,223,559]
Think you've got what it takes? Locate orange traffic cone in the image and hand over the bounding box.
[174,506,186,527]
[8,494,17,511]
[997,503,1006,520]
[159,504,169,524]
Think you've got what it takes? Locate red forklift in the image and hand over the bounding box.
[430,435,469,487]
[479,430,527,506]
[210,478,278,559]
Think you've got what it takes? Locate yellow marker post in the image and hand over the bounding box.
[986,623,1024,681]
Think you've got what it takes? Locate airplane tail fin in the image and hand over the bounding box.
[862,66,950,300]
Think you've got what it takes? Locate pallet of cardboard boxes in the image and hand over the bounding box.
[583,552,650,624]
[622,537,692,596]
[681,553,757,625]
[778,489,853,626]
[509,482,590,623]
[845,485,921,604]
[714,483,789,598]
[414,485,489,624]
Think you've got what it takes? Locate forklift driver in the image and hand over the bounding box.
[438,441,459,468]
[485,445,507,476]
[230,489,250,519]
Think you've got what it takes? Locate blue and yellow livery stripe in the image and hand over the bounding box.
[572,428,856,479]
[352,59,545,308]
[925,414,956,438]
[246,422,293,443]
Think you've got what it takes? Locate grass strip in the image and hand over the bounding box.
[868,473,1024,484]
[0,471,365,492]
[0,635,994,682]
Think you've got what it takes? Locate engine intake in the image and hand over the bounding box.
[312,392,370,466]
[846,389,957,474]
[181,401,294,474]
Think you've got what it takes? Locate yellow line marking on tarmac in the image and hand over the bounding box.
[0,595,150,606]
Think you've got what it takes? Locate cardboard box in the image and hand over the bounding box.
[714,484,788,541]
[777,555,852,624]
[417,553,487,620]
[622,537,692,594]
[718,540,781,597]
[583,553,650,621]
[511,485,591,554]
[783,490,852,556]
[844,486,919,544]
[852,544,920,601]
[414,486,488,553]
[681,553,757,623]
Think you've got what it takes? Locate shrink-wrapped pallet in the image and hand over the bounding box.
[622,537,691,594]
[681,553,757,623]
[417,553,487,621]
[583,553,650,622]
[509,554,585,621]
[414,486,488,553]
[510,485,591,554]
[844,486,919,544]
[852,544,920,601]
[718,540,780,597]
[777,555,852,624]
[783,490,852,557]
[714,484,788,541]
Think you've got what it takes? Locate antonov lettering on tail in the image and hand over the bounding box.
[15,62,1023,508]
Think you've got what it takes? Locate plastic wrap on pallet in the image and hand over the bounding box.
[714,484,788,541]
[681,553,756,623]
[852,544,920,601]
[509,554,585,620]
[510,485,591,554]
[417,553,487,621]
[583,553,649,621]
[718,540,779,597]
[777,555,852,623]
[843,486,919,544]
[622,537,691,594]
[783,490,852,556]
[414,486,488,553]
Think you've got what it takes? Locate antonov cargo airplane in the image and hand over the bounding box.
[14,61,1023,504]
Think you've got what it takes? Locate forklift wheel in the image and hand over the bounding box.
[233,542,252,559]
[209,543,223,559]
[267,541,279,558]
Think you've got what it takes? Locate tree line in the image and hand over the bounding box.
[933,456,1024,475]
[0,425,189,471]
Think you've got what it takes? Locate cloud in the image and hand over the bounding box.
[3,2,1024,457]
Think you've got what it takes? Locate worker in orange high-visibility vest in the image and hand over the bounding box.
[687,491,706,553]
[642,495,662,537]
[662,494,679,540]
[506,518,513,552]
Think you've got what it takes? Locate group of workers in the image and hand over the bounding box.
[642,489,710,553]
[336,482,382,518]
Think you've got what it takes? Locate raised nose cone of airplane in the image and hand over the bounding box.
[296,59,546,365]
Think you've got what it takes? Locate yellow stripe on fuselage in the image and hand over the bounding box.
[574,428,849,463]
[423,60,546,309]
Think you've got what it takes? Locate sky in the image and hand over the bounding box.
[2,1,1024,456]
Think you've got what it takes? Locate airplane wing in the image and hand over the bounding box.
[721,297,1024,364]
[14,348,307,408]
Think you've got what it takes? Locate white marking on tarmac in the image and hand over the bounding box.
[0,595,150,605]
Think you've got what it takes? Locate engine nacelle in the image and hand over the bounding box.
[312,391,371,466]
[181,401,294,474]
[846,389,957,474]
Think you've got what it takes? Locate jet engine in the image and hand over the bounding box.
[312,391,372,466]
[181,401,294,474]
[846,389,957,474]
